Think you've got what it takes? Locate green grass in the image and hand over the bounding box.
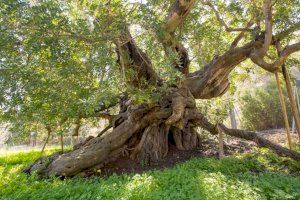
[0,148,300,200]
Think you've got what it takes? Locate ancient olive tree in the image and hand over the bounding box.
[1,0,300,177]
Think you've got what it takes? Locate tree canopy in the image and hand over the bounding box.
[1,0,299,127]
[1,0,300,177]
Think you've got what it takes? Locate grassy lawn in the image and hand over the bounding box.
[0,148,299,200]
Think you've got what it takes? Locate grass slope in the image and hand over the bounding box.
[0,148,299,200]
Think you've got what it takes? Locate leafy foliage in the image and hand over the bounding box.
[0,0,124,140]
[197,94,234,124]
[240,79,292,131]
[0,148,299,200]
[1,0,300,141]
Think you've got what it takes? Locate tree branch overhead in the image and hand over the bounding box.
[10,0,300,178]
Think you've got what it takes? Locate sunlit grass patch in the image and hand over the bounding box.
[0,148,299,200]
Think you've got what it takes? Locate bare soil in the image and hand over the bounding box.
[89,137,255,177]
[4,129,296,176]
[259,129,299,145]
[88,129,297,177]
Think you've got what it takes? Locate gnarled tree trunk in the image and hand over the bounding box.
[25,86,300,177]
[25,0,300,178]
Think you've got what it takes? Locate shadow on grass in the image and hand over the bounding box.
[0,149,300,200]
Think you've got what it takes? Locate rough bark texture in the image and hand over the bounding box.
[160,0,195,75]
[25,87,300,177]
[25,0,300,178]
[116,27,160,87]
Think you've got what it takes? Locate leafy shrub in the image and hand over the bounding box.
[240,80,292,131]
[197,95,234,124]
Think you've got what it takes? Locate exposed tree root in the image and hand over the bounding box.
[24,88,300,178]
[218,125,300,161]
[194,112,300,161]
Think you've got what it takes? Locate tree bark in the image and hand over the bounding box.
[282,65,300,143]
[193,111,300,161]
[26,90,300,177]
[41,127,51,154]
[25,0,300,178]
[275,72,292,149]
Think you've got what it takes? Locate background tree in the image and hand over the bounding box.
[240,79,292,131]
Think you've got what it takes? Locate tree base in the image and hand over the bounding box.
[80,139,255,177]
[24,88,300,178]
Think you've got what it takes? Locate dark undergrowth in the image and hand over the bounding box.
[0,147,300,200]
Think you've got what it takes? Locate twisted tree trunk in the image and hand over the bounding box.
[25,86,300,177]
[25,0,300,178]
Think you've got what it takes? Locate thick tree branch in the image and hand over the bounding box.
[249,0,297,73]
[262,0,273,54]
[97,124,113,137]
[185,34,300,99]
[218,124,300,161]
[116,26,160,86]
[191,111,300,161]
[159,0,196,75]
[250,42,300,72]
[184,0,300,98]
[248,0,273,71]
[280,42,300,57]
[163,0,196,34]
[185,40,256,98]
